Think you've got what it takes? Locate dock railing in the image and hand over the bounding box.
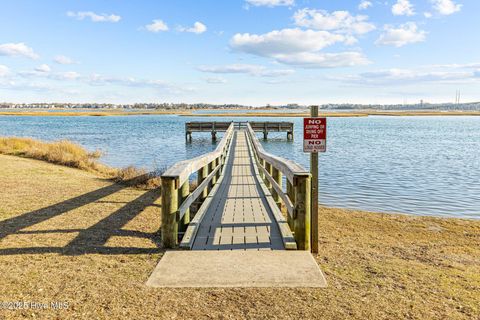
[245,123,312,250]
[161,123,235,248]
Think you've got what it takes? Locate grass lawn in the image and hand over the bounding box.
[0,154,479,319]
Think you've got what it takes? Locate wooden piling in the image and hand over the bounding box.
[293,176,311,251]
[310,105,319,254]
[272,167,282,209]
[265,162,272,189]
[211,159,218,186]
[178,180,190,233]
[287,180,295,229]
[161,177,178,248]
[260,159,265,180]
[198,165,208,202]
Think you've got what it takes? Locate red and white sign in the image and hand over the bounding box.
[303,117,327,153]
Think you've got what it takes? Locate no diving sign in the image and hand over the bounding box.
[303,117,327,153]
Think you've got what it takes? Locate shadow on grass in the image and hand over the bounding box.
[0,174,163,256]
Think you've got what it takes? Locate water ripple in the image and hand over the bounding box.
[0,114,479,219]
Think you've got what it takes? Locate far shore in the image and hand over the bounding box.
[1,109,480,117]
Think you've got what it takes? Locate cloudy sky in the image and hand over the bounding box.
[0,0,477,105]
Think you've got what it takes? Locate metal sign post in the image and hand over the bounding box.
[303,106,326,254]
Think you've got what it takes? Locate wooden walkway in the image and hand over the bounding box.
[192,130,284,250]
[153,124,327,287]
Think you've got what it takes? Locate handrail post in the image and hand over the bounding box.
[215,157,221,180]
[178,180,190,233]
[211,159,218,186]
[198,165,208,203]
[272,167,282,210]
[259,159,265,180]
[265,162,272,189]
[207,160,214,191]
[287,180,295,230]
[293,175,311,250]
[161,177,178,248]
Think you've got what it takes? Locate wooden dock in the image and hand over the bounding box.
[152,122,326,287]
[162,122,310,250]
[185,121,294,140]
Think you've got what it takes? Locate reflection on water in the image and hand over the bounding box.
[1,114,479,219]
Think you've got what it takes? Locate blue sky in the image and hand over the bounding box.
[0,0,478,105]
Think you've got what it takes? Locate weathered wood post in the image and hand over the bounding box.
[211,159,218,186]
[198,165,208,203]
[272,167,282,209]
[310,105,319,254]
[161,177,178,248]
[265,162,272,189]
[215,156,222,180]
[293,175,311,251]
[287,180,295,230]
[178,180,190,233]
[260,159,265,180]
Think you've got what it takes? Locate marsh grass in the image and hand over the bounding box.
[0,136,162,189]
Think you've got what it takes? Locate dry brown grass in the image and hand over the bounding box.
[0,137,161,189]
[114,166,163,190]
[0,155,479,319]
[0,136,111,174]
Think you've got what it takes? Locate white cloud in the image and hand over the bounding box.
[87,74,194,94]
[424,12,433,18]
[0,65,10,77]
[392,0,415,16]
[198,64,294,77]
[0,42,39,59]
[230,28,369,68]
[34,64,51,73]
[245,0,294,7]
[332,63,480,86]
[54,55,76,65]
[145,20,169,32]
[376,22,426,47]
[0,81,55,92]
[55,71,81,80]
[0,67,194,95]
[358,1,373,10]
[67,11,121,23]
[205,77,227,84]
[430,0,462,15]
[272,52,370,68]
[293,9,375,35]
[231,28,348,56]
[178,22,207,34]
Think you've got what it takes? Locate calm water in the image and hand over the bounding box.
[1,115,479,219]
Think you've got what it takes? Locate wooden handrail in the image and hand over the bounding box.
[177,164,221,220]
[161,123,235,248]
[245,123,311,250]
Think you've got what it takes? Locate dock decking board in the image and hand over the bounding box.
[192,130,284,251]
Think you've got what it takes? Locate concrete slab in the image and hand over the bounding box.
[146,251,327,288]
